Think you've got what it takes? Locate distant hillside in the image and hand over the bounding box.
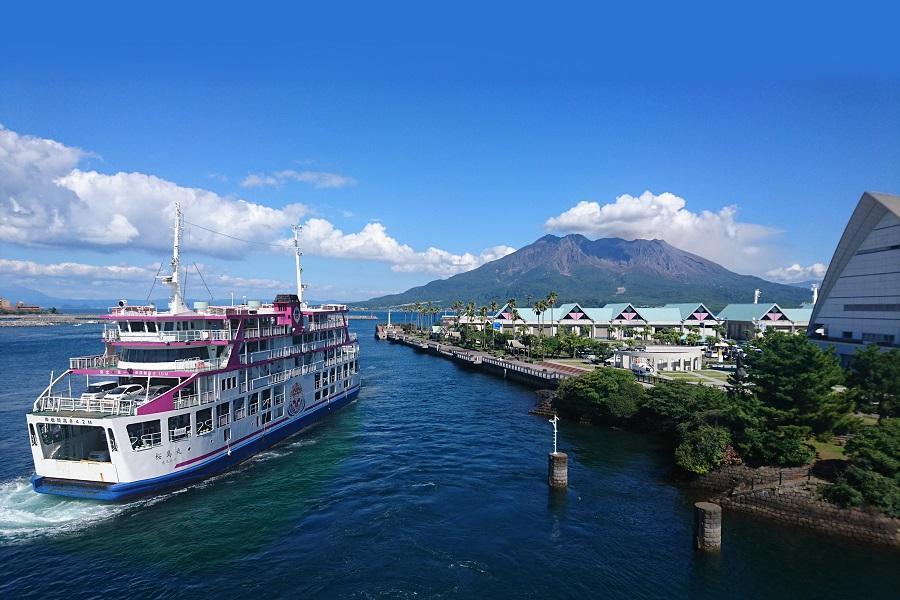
[364,235,812,310]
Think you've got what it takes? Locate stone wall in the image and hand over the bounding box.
[719,486,900,548]
[692,465,810,493]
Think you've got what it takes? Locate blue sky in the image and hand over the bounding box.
[1,2,899,301]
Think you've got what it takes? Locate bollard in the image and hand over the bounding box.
[694,501,722,551]
[548,452,568,488]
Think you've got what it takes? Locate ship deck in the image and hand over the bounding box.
[31,410,119,420]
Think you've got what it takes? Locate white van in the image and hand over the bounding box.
[79,380,118,401]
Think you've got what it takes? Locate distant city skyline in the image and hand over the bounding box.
[1,4,898,301]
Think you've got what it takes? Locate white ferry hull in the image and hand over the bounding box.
[31,384,359,501]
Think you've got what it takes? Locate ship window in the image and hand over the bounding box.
[216,402,230,427]
[196,408,213,436]
[146,321,157,333]
[121,347,209,363]
[29,424,37,446]
[169,414,191,441]
[132,321,146,332]
[275,406,284,419]
[261,411,272,425]
[223,427,231,443]
[127,420,162,450]
[162,321,174,331]
[248,393,259,415]
[233,397,245,420]
[107,427,118,451]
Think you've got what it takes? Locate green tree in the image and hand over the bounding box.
[847,345,900,418]
[738,425,815,466]
[746,331,850,435]
[674,424,732,474]
[823,418,900,517]
[553,367,644,424]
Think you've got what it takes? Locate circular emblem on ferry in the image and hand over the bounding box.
[292,306,302,324]
[288,382,305,416]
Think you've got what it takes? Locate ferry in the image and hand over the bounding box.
[26,203,360,501]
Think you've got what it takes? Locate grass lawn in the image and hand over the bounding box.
[662,372,705,383]
[698,369,730,381]
[811,438,846,461]
[858,414,879,427]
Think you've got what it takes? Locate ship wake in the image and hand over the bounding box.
[0,477,136,544]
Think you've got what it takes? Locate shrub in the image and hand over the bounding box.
[738,425,815,466]
[674,424,732,474]
[553,367,644,424]
[821,478,865,508]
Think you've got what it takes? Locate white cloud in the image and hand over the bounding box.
[214,274,290,290]
[0,124,309,258]
[297,219,516,276]
[0,258,155,282]
[765,262,827,283]
[0,125,512,279]
[544,191,780,273]
[241,169,356,189]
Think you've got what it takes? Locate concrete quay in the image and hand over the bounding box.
[385,333,569,389]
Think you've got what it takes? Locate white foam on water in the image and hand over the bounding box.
[0,477,138,544]
[285,438,319,449]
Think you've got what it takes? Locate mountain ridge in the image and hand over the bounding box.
[363,234,811,310]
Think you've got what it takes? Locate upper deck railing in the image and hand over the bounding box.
[35,393,138,416]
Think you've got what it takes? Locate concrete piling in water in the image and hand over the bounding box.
[694,501,722,551]
[548,452,568,488]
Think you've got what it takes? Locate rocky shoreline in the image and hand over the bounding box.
[0,314,100,327]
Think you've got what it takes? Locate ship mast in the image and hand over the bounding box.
[165,201,186,313]
[292,224,305,306]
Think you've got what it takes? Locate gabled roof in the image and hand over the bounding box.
[663,302,718,321]
[557,302,592,321]
[635,307,684,324]
[583,307,613,321]
[810,191,900,330]
[716,303,780,322]
[781,308,813,323]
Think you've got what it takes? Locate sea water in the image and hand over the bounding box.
[0,321,898,598]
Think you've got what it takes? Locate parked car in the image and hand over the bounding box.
[103,384,145,402]
[631,364,655,375]
[144,384,172,399]
[79,380,118,401]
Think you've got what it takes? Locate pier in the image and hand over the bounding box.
[385,332,568,389]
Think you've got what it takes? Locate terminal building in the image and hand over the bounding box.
[808,191,900,364]
[456,296,813,343]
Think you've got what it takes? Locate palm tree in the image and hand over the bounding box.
[413,301,423,331]
[479,306,488,347]
[488,301,499,350]
[451,300,464,327]
[546,291,558,337]
[506,298,517,337]
[533,299,547,358]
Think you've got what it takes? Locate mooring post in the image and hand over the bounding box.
[547,416,567,488]
[694,501,722,551]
